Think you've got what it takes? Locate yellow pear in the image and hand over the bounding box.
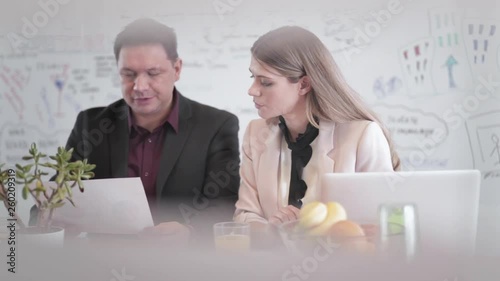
[308,202,347,236]
[299,201,328,229]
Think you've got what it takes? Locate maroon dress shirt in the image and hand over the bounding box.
[127,92,179,210]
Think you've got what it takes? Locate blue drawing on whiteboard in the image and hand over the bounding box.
[64,94,81,113]
[443,55,458,88]
[373,76,403,99]
[40,88,55,129]
[55,79,65,91]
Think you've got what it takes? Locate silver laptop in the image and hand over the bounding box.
[320,170,481,255]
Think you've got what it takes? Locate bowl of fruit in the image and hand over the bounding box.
[278,201,379,255]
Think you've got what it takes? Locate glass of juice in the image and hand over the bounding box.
[213,222,250,253]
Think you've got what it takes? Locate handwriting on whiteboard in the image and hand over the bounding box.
[373,104,449,151]
[0,123,69,165]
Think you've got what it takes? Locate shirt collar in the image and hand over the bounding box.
[127,88,180,134]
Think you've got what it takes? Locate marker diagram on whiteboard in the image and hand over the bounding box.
[399,38,436,96]
[466,111,500,179]
[428,8,471,93]
[463,19,499,82]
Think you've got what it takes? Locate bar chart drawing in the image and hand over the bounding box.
[429,9,462,49]
[463,19,499,81]
[399,38,436,96]
[428,8,470,92]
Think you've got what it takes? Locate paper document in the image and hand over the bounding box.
[48,177,154,234]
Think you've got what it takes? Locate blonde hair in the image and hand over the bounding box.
[251,26,400,171]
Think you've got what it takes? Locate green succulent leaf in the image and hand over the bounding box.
[22,185,29,200]
[23,164,34,173]
[50,201,65,209]
[55,173,64,186]
[66,182,73,197]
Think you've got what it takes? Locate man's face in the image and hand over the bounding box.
[117,43,182,120]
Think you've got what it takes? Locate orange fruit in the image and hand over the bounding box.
[328,220,365,238]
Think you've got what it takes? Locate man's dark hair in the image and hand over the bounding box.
[114,18,178,61]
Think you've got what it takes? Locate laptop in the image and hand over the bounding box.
[320,170,481,255]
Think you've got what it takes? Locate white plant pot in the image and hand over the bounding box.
[18,226,65,249]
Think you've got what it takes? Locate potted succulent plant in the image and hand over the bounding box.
[0,143,95,246]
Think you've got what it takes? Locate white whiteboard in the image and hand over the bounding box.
[0,0,499,253]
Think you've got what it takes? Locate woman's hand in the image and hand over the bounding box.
[268,205,301,226]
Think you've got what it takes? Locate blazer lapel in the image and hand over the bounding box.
[301,120,336,203]
[155,93,193,196]
[257,120,282,212]
[108,101,129,178]
[317,120,336,175]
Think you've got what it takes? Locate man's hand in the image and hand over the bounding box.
[139,221,191,246]
[268,205,301,226]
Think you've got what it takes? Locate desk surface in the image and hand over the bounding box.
[1,204,500,280]
[2,234,500,281]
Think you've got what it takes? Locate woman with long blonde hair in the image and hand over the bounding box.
[234,26,400,229]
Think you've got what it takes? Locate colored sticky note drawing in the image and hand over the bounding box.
[429,9,462,50]
[399,38,436,96]
[463,19,498,80]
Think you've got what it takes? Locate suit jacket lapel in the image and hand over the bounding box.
[156,93,193,196]
[108,101,129,178]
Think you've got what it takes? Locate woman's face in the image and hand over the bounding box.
[248,56,307,119]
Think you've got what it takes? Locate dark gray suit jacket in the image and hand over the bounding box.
[32,91,240,236]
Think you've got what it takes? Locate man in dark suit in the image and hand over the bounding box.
[32,18,240,241]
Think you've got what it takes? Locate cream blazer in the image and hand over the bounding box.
[233,118,394,223]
